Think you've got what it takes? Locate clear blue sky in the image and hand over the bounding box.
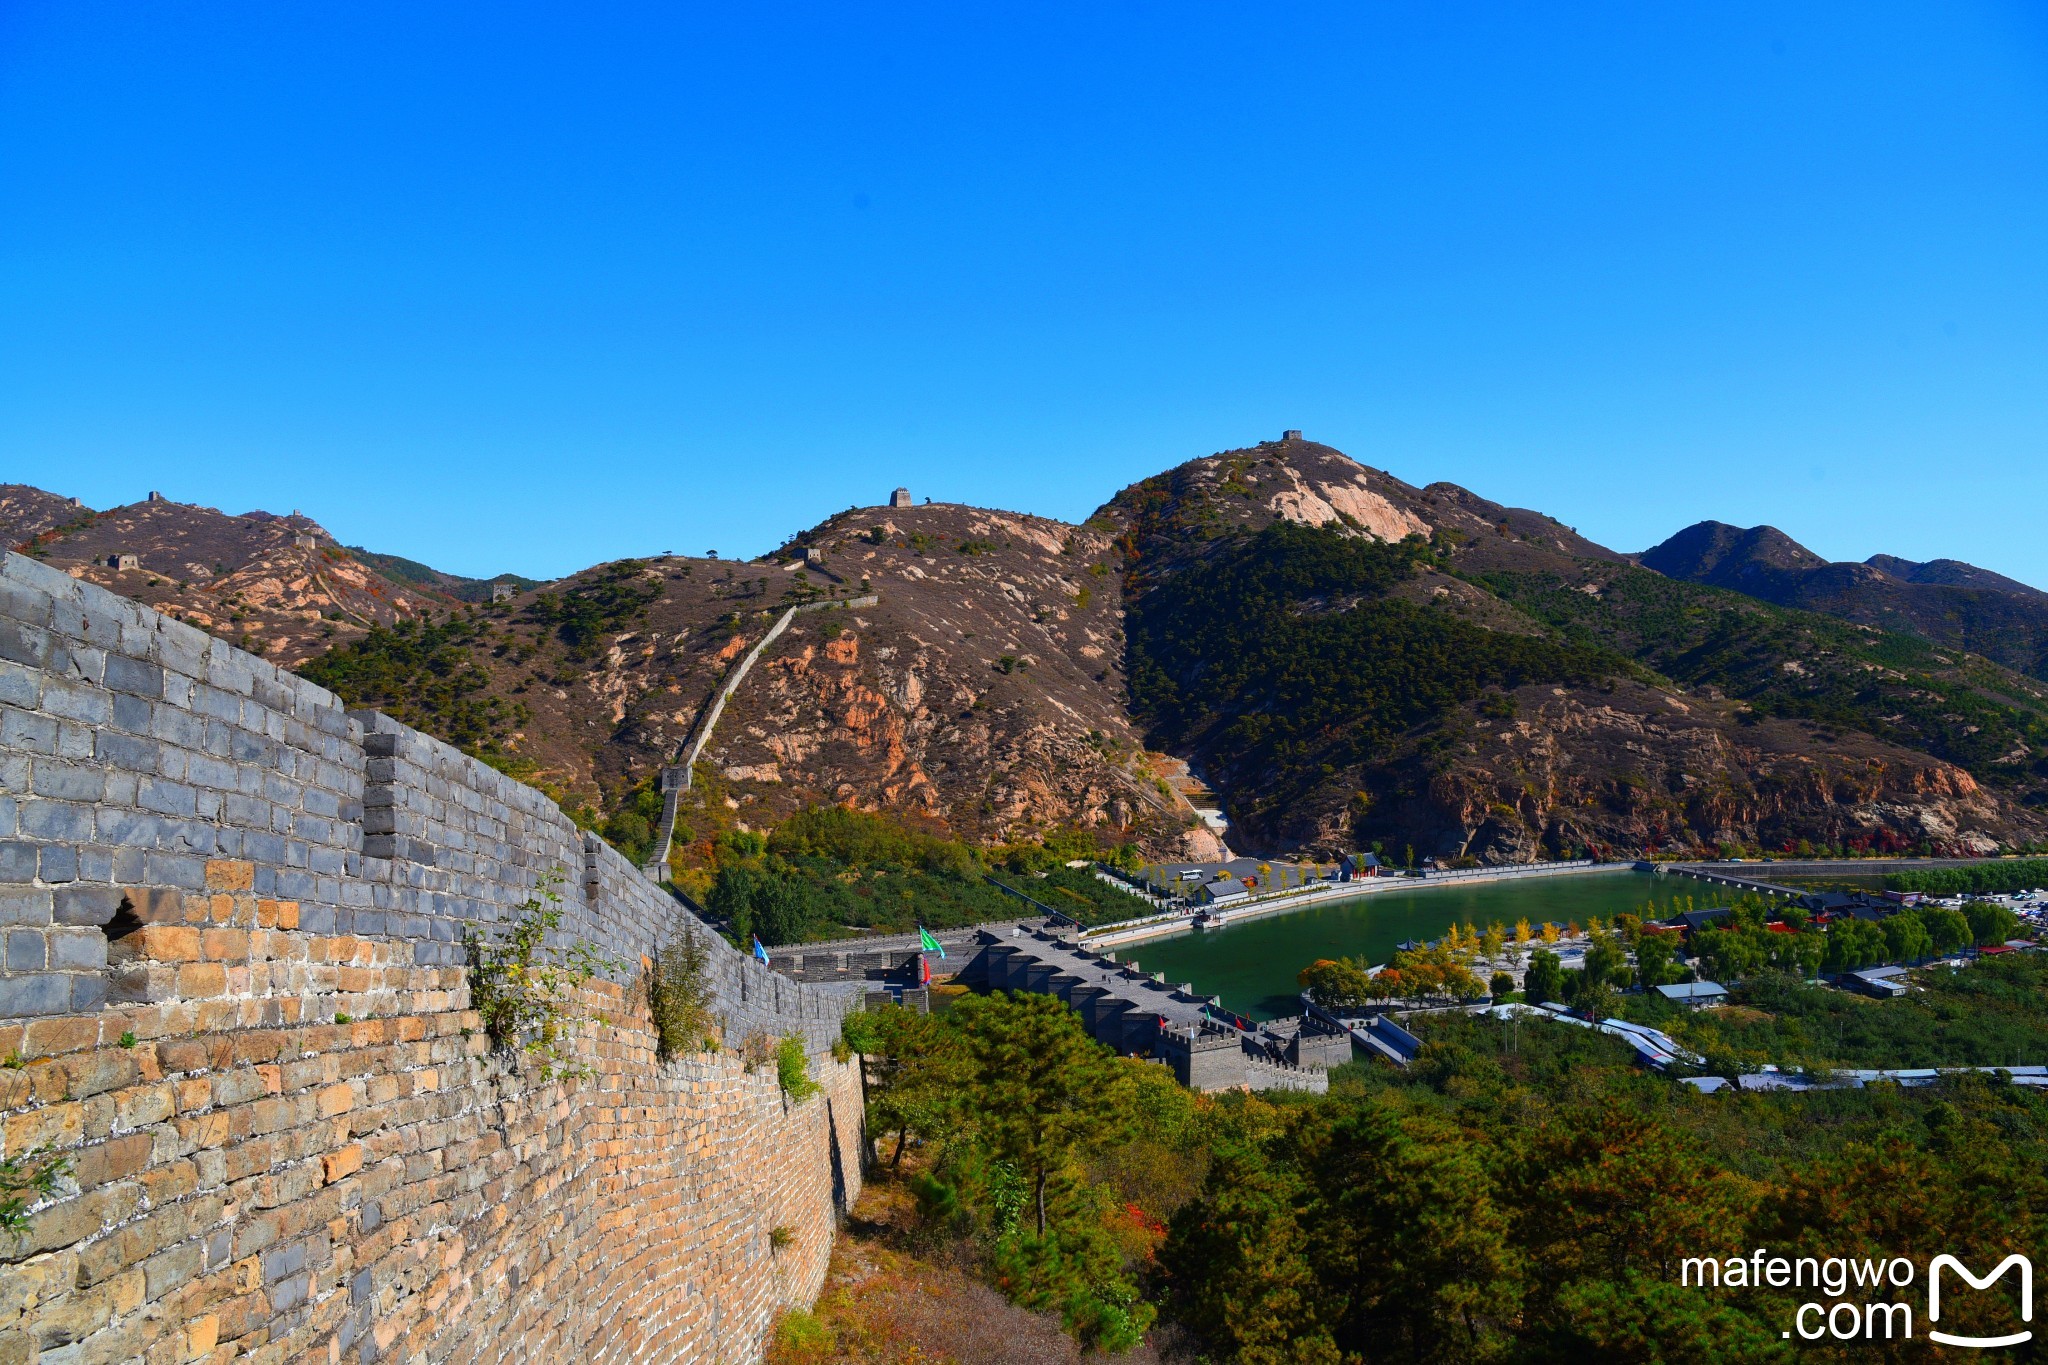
[4,3,2046,583]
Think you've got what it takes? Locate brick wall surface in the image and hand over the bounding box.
[0,551,866,1363]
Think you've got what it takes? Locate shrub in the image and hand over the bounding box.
[0,1147,67,1234]
[776,1036,820,1102]
[463,869,609,1080]
[647,925,717,1059]
[770,1307,833,1357]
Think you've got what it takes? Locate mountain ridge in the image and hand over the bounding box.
[1642,519,2048,680]
[12,439,2046,872]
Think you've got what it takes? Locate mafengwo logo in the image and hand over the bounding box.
[1929,1255,2032,1349]
[1680,1250,2033,1345]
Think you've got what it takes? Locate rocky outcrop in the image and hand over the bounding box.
[682,505,1205,852]
[3,495,459,665]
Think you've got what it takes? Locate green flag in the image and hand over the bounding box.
[918,925,945,959]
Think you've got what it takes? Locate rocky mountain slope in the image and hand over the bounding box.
[0,484,94,545]
[1,489,496,665]
[1103,436,2048,860]
[294,502,1214,867]
[16,442,2048,870]
[1642,520,2048,680]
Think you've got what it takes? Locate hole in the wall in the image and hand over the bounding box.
[102,897,143,945]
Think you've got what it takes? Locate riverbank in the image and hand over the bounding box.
[1118,868,1665,1018]
[1084,858,1628,948]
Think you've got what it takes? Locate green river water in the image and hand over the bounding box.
[1128,871,1663,1019]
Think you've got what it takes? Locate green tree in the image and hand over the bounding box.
[843,1004,971,1167]
[1524,949,1565,1005]
[1164,1129,1339,1365]
[1883,910,1934,964]
[1632,931,1679,988]
[1581,927,1628,992]
[1922,905,1974,953]
[1964,899,2020,947]
[1302,1099,1523,1363]
[1822,918,1889,972]
[952,992,1134,1236]
[707,864,821,945]
[1695,924,1766,982]
[1298,956,1377,1010]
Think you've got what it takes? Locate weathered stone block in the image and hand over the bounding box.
[101,654,163,699]
[49,930,105,970]
[0,842,36,884]
[52,885,123,927]
[0,973,71,1017]
[35,844,74,884]
[5,930,45,971]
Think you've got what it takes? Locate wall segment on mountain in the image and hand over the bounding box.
[0,549,863,1362]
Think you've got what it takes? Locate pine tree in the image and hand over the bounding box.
[953,992,1132,1235]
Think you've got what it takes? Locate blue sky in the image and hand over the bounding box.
[4,2,2046,583]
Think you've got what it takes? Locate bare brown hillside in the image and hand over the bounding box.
[7,493,454,665]
[295,502,1214,860]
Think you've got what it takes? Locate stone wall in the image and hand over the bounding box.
[0,550,865,1363]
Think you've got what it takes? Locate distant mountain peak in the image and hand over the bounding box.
[1639,521,1827,582]
[1866,553,2048,603]
[1642,521,2048,682]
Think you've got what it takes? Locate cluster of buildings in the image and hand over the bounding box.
[1137,852,1384,906]
[1640,885,2041,1002]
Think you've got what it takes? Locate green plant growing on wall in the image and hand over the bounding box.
[0,1147,68,1234]
[776,1036,820,1102]
[462,869,609,1081]
[647,924,717,1060]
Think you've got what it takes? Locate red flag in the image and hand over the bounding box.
[920,952,932,985]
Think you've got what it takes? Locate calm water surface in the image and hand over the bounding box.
[1129,872,1661,1019]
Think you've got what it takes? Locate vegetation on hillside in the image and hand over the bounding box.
[1619,954,2048,1073]
[851,983,2048,1361]
[301,614,531,759]
[1475,563,2048,803]
[1128,523,1621,822]
[523,558,663,660]
[844,994,1198,1352]
[699,806,1147,945]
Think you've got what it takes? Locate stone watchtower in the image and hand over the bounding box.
[890,487,912,508]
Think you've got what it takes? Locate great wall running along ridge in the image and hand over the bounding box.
[0,549,866,1364]
[640,594,879,878]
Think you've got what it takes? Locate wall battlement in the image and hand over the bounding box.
[0,550,864,1362]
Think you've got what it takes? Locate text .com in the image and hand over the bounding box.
[1681,1250,2033,1346]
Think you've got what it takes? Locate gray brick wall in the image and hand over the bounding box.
[0,551,856,1049]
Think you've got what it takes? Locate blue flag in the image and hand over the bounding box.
[752,936,770,964]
